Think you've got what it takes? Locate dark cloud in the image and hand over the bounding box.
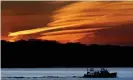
[1,1,75,16]
[80,23,133,45]
[1,1,75,36]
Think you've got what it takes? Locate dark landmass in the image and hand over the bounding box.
[1,39,133,68]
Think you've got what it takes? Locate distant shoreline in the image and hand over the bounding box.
[2,39,133,68]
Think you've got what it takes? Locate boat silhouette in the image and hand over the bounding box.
[83,68,117,78]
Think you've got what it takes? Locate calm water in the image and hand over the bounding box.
[1,68,133,80]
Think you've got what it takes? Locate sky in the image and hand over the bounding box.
[1,1,133,45]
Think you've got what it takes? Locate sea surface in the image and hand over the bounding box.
[1,68,133,80]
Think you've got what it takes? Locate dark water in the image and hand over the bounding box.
[1,68,133,80]
[1,77,133,80]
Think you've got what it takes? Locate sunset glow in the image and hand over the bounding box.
[2,1,133,45]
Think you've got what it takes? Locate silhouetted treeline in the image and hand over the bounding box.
[1,39,133,68]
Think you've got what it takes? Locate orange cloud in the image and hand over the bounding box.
[41,28,106,36]
[7,1,133,45]
[49,1,133,27]
[38,32,94,44]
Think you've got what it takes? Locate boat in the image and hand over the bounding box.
[83,68,117,78]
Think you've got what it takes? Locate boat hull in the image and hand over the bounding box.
[83,73,117,78]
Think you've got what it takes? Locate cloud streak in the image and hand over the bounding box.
[6,1,133,45]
